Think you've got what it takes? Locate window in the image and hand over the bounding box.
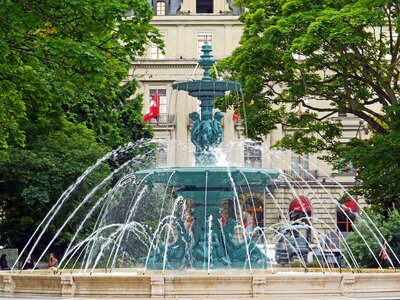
[337,211,355,232]
[150,33,164,59]
[150,43,164,59]
[149,88,167,122]
[156,1,166,15]
[197,33,212,57]
[291,152,309,179]
[197,0,213,13]
[244,142,262,168]
[156,144,167,167]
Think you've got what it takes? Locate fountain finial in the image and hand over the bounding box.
[198,42,214,81]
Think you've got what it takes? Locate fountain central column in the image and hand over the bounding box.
[173,43,235,166]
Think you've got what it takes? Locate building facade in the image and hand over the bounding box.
[131,0,364,238]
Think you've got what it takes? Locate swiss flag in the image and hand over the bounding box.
[219,212,226,226]
[143,91,159,122]
[232,112,240,121]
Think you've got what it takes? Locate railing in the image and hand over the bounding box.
[283,169,318,181]
[149,114,175,126]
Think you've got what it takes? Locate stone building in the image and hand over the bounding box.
[131,0,364,239]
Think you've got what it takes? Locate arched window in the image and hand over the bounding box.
[289,197,312,223]
[156,1,166,15]
[337,198,357,232]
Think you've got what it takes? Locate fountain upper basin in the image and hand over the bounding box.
[172,80,241,99]
[136,166,280,188]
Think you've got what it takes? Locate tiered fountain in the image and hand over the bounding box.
[137,42,279,270]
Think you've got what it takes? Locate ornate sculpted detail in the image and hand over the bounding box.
[189,110,223,165]
[3,275,14,294]
[61,275,75,296]
[341,274,356,295]
[151,276,165,297]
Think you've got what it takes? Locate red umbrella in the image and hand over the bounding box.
[289,197,312,212]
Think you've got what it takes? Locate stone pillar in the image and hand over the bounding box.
[252,275,266,296]
[3,274,14,294]
[61,275,75,297]
[151,276,165,297]
[340,274,355,295]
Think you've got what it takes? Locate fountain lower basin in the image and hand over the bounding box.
[1,269,400,298]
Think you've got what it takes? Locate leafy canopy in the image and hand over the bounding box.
[0,0,160,252]
[0,0,160,160]
[219,0,399,154]
[345,209,400,268]
[339,104,400,211]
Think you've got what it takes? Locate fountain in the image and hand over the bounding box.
[1,44,400,298]
[136,43,278,270]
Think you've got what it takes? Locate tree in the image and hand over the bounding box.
[345,208,400,268]
[219,0,399,153]
[0,0,161,254]
[0,0,160,160]
[0,121,108,251]
[339,104,400,212]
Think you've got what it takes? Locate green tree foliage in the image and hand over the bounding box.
[219,0,400,210]
[345,209,400,268]
[0,121,108,251]
[0,0,160,254]
[219,0,399,152]
[0,0,160,159]
[339,105,400,212]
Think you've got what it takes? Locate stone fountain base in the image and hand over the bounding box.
[1,269,400,298]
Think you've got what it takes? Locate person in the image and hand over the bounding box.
[23,256,36,270]
[0,254,10,270]
[48,252,58,270]
[379,241,390,268]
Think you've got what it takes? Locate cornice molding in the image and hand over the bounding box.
[151,15,242,26]
[132,60,198,68]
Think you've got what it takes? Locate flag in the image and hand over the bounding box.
[143,91,159,122]
[219,212,226,226]
[232,112,240,121]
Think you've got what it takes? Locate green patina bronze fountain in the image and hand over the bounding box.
[136,43,279,270]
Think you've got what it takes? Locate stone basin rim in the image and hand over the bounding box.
[135,166,280,187]
[136,166,280,174]
[4,267,398,275]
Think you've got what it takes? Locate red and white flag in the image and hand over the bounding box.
[232,112,240,121]
[219,212,227,226]
[143,91,159,122]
